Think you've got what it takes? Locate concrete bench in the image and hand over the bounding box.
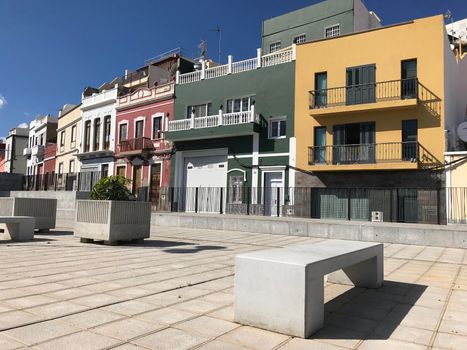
[0,216,35,241]
[234,240,383,338]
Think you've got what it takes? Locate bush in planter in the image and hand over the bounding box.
[90,176,132,201]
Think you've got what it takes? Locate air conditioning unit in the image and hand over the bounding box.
[23,148,31,156]
[371,211,383,222]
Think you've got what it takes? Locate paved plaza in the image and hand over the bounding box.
[0,225,466,350]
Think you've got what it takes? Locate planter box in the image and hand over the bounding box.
[74,200,151,244]
[0,197,57,231]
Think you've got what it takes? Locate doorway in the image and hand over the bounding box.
[263,172,284,216]
[150,164,161,207]
[132,165,143,199]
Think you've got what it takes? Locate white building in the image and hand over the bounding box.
[76,79,122,186]
[24,115,58,176]
[4,126,29,174]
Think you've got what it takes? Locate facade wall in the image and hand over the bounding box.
[294,16,447,179]
[262,0,356,53]
[171,62,295,189]
[43,143,57,175]
[115,96,174,190]
[55,106,81,174]
[4,133,28,174]
[79,88,118,175]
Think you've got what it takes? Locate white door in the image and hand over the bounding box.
[184,155,227,213]
[264,172,284,216]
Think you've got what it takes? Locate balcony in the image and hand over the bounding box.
[308,142,422,171]
[117,83,174,110]
[82,87,118,111]
[309,79,419,116]
[122,69,148,89]
[118,137,154,158]
[166,110,260,142]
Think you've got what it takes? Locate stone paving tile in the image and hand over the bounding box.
[433,332,467,350]
[0,310,44,331]
[102,300,161,317]
[133,327,210,350]
[0,333,26,350]
[2,319,80,346]
[279,338,349,349]
[60,309,125,329]
[25,300,89,319]
[33,330,121,350]
[92,317,160,341]
[135,306,196,325]
[174,315,240,338]
[357,339,427,350]
[217,326,290,350]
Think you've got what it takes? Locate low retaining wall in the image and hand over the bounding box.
[152,212,467,249]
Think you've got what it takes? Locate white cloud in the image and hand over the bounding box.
[17,122,28,128]
[0,95,6,109]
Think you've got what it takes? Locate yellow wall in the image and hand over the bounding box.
[294,15,447,171]
[55,106,82,174]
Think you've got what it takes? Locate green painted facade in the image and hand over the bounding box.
[167,61,295,188]
[262,0,356,53]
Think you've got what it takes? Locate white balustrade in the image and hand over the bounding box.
[177,47,295,84]
[168,110,256,132]
[231,58,258,74]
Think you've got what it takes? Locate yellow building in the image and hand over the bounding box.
[55,104,81,188]
[293,15,467,223]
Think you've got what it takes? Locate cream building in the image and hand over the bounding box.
[55,104,81,187]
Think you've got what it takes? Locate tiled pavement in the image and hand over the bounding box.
[0,225,466,350]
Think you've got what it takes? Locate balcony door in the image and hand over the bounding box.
[314,72,327,107]
[150,164,161,207]
[402,119,418,161]
[333,122,375,164]
[346,64,376,105]
[401,59,417,99]
[135,120,144,139]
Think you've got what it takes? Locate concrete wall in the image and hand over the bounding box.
[152,212,467,248]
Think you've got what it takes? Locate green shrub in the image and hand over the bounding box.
[90,176,132,201]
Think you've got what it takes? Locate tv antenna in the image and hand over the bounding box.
[210,25,222,63]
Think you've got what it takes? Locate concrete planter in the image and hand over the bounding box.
[0,197,57,231]
[74,200,151,244]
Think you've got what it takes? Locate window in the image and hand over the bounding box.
[69,160,75,174]
[119,123,128,142]
[226,96,253,113]
[325,24,340,38]
[101,164,109,178]
[269,41,281,53]
[104,116,111,150]
[229,175,244,204]
[293,34,306,44]
[152,116,163,139]
[314,72,327,107]
[71,125,77,143]
[314,127,327,164]
[402,120,418,160]
[135,120,144,139]
[116,166,126,177]
[346,64,376,105]
[187,103,212,118]
[84,120,91,152]
[58,163,64,175]
[60,131,65,147]
[94,118,101,150]
[333,122,375,164]
[269,118,287,139]
[401,59,418,99]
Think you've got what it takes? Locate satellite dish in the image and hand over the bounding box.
[457,122,467,142]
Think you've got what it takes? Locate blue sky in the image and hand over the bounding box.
[0,0,465,138]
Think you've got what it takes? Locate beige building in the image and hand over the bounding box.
[55,104,81,181]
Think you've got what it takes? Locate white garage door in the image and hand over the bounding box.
[184,155,227,213]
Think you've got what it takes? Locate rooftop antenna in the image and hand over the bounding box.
[445,9,453,25]
[210,25,222,63]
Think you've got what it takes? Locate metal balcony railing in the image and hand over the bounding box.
[308,141,420,165]
[119,137,154,153]
[309,78,419,109]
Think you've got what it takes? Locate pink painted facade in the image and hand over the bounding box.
[115,83,174,202]
[0,142,5,173]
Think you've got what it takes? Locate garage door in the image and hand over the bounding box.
[184,155,227,213]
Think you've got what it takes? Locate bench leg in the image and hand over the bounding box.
[304,277,325,338]
[3,222,34,241]
[327,255,383,289]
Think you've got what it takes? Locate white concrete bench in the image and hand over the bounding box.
[0,216,35,241]
[234,240,383,338]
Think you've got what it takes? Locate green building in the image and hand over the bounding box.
[262,0,380,53]
[166,0,380,215]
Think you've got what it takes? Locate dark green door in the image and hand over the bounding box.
[346,65,376,105]
[401,59,417,98]
[402,119,418,160]
[314,73,327,107]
